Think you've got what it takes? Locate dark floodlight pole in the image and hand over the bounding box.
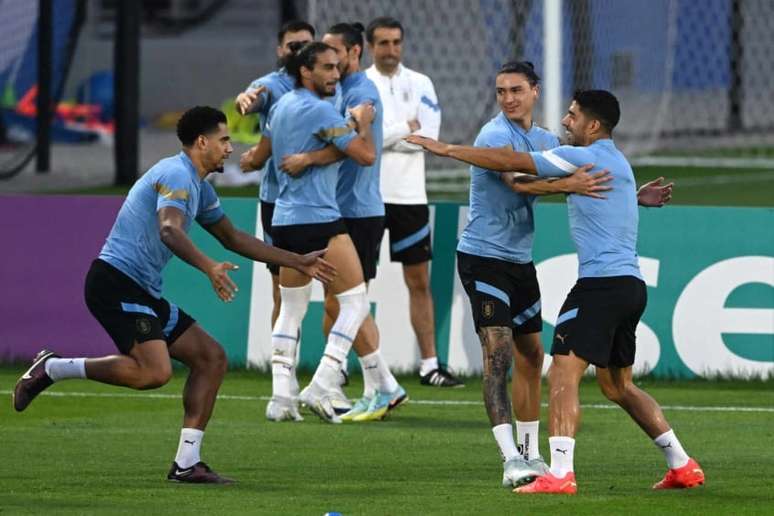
[36,0,53,173]
[114,0,140,186]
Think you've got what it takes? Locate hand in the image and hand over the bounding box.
[349,103,375,127]
[235,86,266,115]
[239,148,255,172]
[564,164,612,198]
[407,119,421,132]
[638,177,674,207]
[404,135,452,156]
[280,153,311,177]
[294,249,337,284]
[207,262,239,302]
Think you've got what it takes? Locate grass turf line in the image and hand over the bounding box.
[1,369,773,515]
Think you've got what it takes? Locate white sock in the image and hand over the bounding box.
[376,349,399,393]
[174,428,204,469]
[654,429,690,469]
[314,284,369,390]
[358,351,379,398]
[45,358,87,382]
[419,356,438,376]
[549,436,575,478]
[516,420,540,460]
[492,423,521,461]
[270,284,310,397]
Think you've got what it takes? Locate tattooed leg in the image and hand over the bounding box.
[480,326,515,425]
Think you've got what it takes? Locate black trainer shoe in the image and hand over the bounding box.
[167,461,234,484]
[420,366,465,388]
[13,349,59,412]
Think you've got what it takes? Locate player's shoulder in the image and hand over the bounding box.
[148,154,192,180]
[530,124,561,148]
[400,65,434,85]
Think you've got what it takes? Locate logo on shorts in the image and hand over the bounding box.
[482,301,495,319]
[136,318,152,336]
[555,333,568,345]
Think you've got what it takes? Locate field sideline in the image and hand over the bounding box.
[2,369,773,515]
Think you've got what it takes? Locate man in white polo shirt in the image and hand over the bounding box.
[365,16,462,388]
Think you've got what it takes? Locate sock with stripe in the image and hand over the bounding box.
[516,420,540,460]
[271,283,311,398]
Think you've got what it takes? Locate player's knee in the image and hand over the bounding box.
[599,382,626,405]
[136,363,172,390]
[515,339,544,370]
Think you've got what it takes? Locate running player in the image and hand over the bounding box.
[259,42,380,423]
[365,17,463,387]
[13,106,336,484]
[407,90,696,494]
[454,61,612,487]
[279,23,407,422]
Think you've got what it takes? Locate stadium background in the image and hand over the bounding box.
[1,0,771,378]
[1,1,773,514]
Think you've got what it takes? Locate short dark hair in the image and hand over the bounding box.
[285,41,336,83]
[327,22,365,61]
[365,16,403,44]
[176,106,227,146]
[497,61,540,87]
[572,89,621,133]
[277,20,315,44]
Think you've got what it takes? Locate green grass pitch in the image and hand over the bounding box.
[2,369,773,515]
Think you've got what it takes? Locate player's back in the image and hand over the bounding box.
[532,139,641,279]
[458,114,558,264]
[246,69,294,203]
[98,152,223,296]
[269,88,354,226]
[337,71,384,218]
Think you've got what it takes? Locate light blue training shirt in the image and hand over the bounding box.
[457,112,559,263]
[530,139,642,279]
[335,71,384,218]
[246,69,294,203]
[99,152,225,297]
[266,87,357,226]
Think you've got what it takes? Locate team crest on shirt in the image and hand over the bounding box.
[136,318,152,336]
[482,300,495,319]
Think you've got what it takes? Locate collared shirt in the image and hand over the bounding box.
[266,88,357,226]
[99,152,225,297]
[336,71,385,218]
[530,139,642,279]
[245,69,294,203]
[457,113,559,263]
[366,63,441,204]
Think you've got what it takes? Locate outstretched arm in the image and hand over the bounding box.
[637,177,674,207]
[203,215,337,283]
[406,135,538,174]
[158,207,239,302]
[280,144,346,177]
[503,165,611,198]
[235,85,267,115]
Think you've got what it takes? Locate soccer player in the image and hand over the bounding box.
[454,61,612,487]
[278,23,407,422]
[236,20,314,330]
[13,106,336,484]
[257,42,380,423]
[407,90,698,495]
[365,17,463,387]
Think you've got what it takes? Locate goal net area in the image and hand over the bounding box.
[308,0,774,191]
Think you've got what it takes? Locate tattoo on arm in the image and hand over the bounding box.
[479,326,514,426]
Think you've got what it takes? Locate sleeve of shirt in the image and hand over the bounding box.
[263,104,276,139]
[155,167,195,214]
[383,120,412,148]
[313,102,357,151]
[196,181,225,226]
[529,145,595,177]
[414,74,441,140]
